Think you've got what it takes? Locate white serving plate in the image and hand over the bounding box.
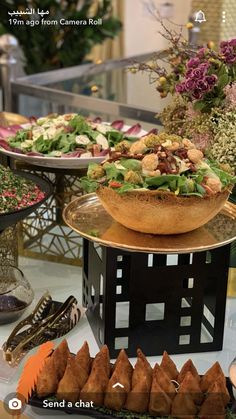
[0,124,147,169]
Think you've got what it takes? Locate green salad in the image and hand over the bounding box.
[81,133,236,197]
[7,114,132,157]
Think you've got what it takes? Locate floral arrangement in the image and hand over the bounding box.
[130,21,236,173]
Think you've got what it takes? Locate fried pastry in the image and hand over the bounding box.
[160,350,179,380]
[132,348,152,389]
[51,339,70,381]
[154,363,176,399]
[36,356,58,398]
[75,341,91,374]
[171,392,197,418]
[178,371,203,404]
[104,356,133,411]
[57,356,80,402]
[201,361,225,393]
[114,349,133,371]
[124,349,152,413]
[57,355,89,402]
[80,345,110,406]
[208,376,230,406]
[199,392,226,419]
[177,359,200,384]
[125,377,150,413]
[93,344,111,376]
[149,372,172,415]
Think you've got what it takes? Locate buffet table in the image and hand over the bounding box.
[1,256,236,419]
[63,194,236,358]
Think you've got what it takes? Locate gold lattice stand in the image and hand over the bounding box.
[0,226,18,269]
[17,164,86,266]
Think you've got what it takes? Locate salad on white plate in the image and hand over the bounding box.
[0,114,149,169]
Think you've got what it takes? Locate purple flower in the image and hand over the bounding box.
[192,68,204,78]
[199,62,210,73]
[229,39,236,47]
[186,69,193,77]
[187,57,200,68]
[196,80,210,92]
[197,48,206,59]
[185,79,195,90]
[220,41,228,48]
[205,75,218,86]
[220,38,236,64]
[192,90,202,99]
[175,83,186,93]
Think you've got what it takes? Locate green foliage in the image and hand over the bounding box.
[0,0,122,74]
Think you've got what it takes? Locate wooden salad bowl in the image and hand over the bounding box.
[96,187,231,235]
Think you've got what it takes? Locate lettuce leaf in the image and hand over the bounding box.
[210,166,236,187]
[120,159,142,171]
[103,162,125,181]
[80,177,99,193]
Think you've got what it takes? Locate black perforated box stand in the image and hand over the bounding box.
[83,239,231,358]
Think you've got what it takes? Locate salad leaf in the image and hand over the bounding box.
[103,162,125,181]
[33,135,52,153]
[107,130,124,146]
[116,183,139,194]
[196,184,206,195]
[68,115,91,133]
[120,159,142,172]
[80,177,99,193]
[210,166,236,188]
[146,175,182,188]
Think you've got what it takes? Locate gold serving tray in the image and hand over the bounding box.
[63,193,236,254]
[0,112,29,126]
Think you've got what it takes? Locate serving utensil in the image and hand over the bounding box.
[222,201,236,219]
[2,292,80,366]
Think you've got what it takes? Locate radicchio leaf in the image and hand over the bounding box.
[0,127,18,138]
[26,151,44,156]
[141,128,158,137]
[111,120,124,130]
[0,139,11,150]
[93,117,102,123]
[124,123,142,136]
[99,149,110,156]
[61,151,82,158]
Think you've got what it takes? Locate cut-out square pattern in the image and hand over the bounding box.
[203,305,215,327]
[148,254,153,267]
[200,323,213,343]
[179,334,190,345]
[83,239,230,357]
[183,278,194,289]
[205,251,212,264]
[181,297,193,308]
[116,285,122,295]
[167,255,178,266]
[115,336,128,349]
[180,316,191,326]
[145,303,165,321]
[99,328,103,344]
[116,269,122,278]
[115,302,130,328]
[99,274,103,296]
[93,243,102,260]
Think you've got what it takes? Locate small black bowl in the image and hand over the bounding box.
[0,171,53,231]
